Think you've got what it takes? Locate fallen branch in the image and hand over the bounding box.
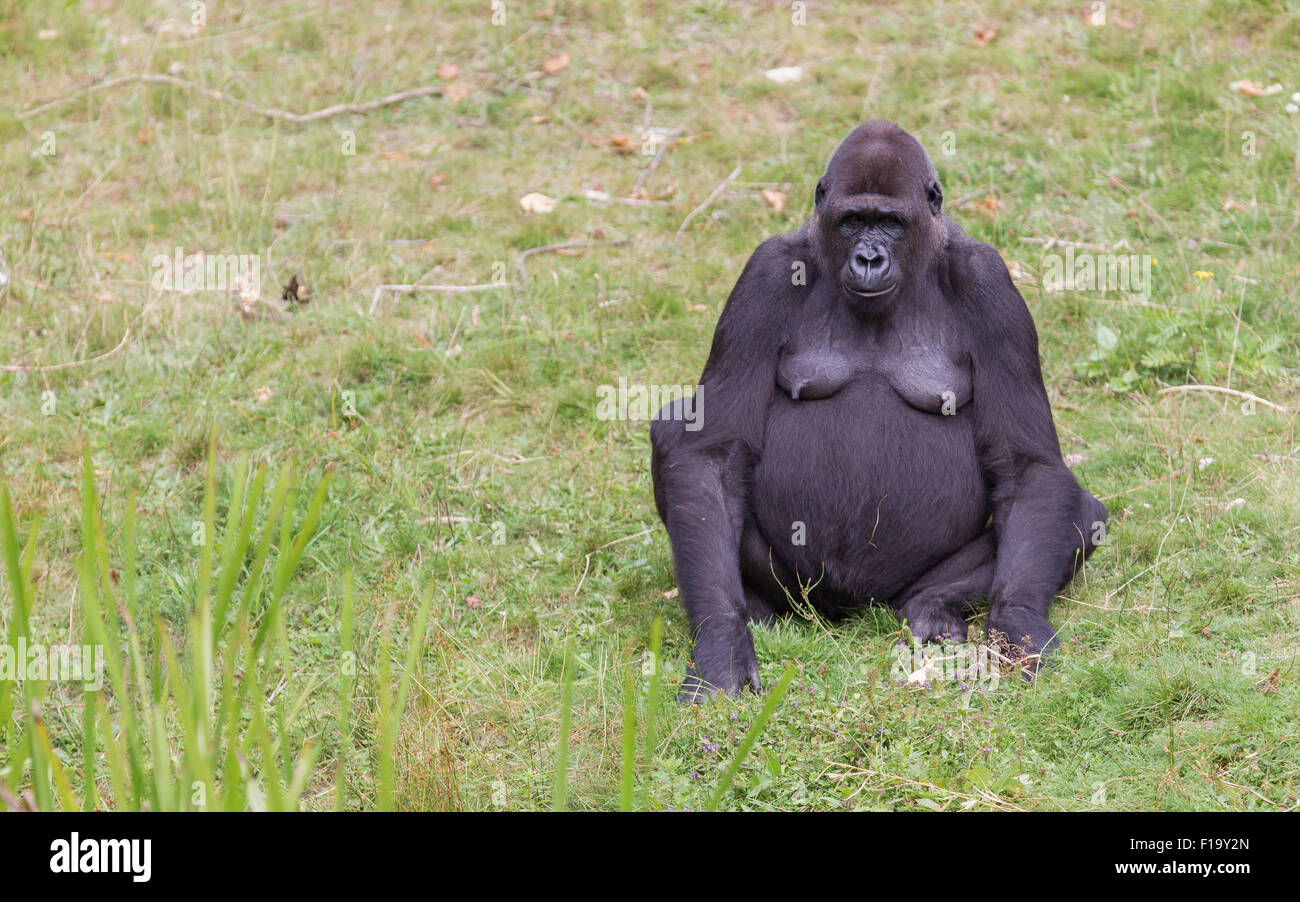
[1018,236,1111,251]
[368,282,507,315]
[676,162,742,238]
[632,127,682,194]
[20,73,443,122]
[515,238,632,284]
[632,142,670,194]
[1156,384,1289,413]
[0,328,131,373]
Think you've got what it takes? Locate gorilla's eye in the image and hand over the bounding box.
[838,214,867,234]
[839,213,903,236]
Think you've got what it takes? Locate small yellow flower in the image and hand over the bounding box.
[1194,270,1214,280]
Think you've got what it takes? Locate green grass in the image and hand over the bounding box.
[1,0,1299,810]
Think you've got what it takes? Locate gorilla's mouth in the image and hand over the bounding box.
[842,280,897,299]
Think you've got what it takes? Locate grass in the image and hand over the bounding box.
[1,0,1299,810]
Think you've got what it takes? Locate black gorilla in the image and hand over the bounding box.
[651,121,1107,701]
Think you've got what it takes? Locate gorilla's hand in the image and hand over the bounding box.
[897,591,971,643]
[679,617,762,703]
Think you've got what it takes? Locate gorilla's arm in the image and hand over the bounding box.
[956,240,1105,660]
[651,235,797,698]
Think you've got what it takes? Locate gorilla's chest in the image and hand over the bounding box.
[755,329,986,597]
[775,336,971,413]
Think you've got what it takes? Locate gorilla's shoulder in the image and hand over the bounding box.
[942,226,1024,309]
[943,225,1008,281]
[743,229,811,275]
[940,224,1038,352]
[720,229,813,312]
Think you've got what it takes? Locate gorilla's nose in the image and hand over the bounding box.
[853,244,889,272]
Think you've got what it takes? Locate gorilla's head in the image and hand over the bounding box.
[812,121,944,314]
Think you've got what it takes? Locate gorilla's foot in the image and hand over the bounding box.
[986,605,1060,680]
[678,622,762,703]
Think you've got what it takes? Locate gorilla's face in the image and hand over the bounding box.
[814,122,943,314]
[825,198,905,300]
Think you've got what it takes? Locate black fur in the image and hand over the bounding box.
[651,122,1106,701]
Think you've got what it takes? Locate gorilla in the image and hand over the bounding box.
[651,121,1107,701]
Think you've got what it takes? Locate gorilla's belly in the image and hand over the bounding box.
[752,375,988,608]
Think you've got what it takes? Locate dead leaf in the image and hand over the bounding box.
[542,52,571,75]
[972,26,998,47]
[17,207,34,222]
[237,268,259,314]
[973,194,1003,218]
[281,274,310,305]
[687,303,709,312]
[1257,667,1281,693]
[519,192,557,214]
[437,62,461,80]
[428,173,448,189]
[764,65,804,84]
[445,82,472,103]
[135,125,152,144]
[379,150,411,161]
[253,386,273,404]
[1229,79,1283,97]
[762,189,788,213]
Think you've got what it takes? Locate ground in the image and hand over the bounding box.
[0,0,1298,811]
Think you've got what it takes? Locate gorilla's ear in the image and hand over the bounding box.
[815,179,827,207]
[926,180,943,215]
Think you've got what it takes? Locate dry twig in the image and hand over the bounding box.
[676,162,742,238]
[21,73,442,122]
[0,328,131,373]
[1156,384,1288,413]
[515,238,632,284]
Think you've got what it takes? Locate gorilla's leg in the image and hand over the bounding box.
[986,468,1108,670]
[652,401,762,703]
[738,520,795,622]
[893,531,996,642]
[1064,489,1109,582]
